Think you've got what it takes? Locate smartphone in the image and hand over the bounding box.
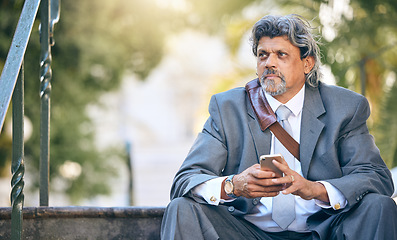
[260,154,284,177]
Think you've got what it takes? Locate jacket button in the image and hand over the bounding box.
[252,198,259,205]
[228,206,235,212]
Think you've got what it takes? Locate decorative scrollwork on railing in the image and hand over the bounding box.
[11,158,25,210]
[39,0,60,207]
[40,51,52,99]
[39,32,52,206]
[11,61,25,240]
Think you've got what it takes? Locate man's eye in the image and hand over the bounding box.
[279,52,287,57]
[258,53,267,58]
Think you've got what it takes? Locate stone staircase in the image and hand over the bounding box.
[0,206,164,239]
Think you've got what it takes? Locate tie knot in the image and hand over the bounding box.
[276,105,292,122]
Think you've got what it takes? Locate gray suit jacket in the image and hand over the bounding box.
[170,81,394,231]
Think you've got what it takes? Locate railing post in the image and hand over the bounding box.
[39,0,51,206]
[0,0,41,238]
[39,0,60,207]
[0,0,41,132]
[11,62,25,240]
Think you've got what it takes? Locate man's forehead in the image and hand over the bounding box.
[257,36,296,51]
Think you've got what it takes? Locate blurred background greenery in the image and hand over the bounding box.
[0,0,396,205]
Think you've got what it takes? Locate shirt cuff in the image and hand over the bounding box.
[191,176,229,205]
[315,181,347,210]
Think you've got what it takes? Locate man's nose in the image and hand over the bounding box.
[265,54,277,68]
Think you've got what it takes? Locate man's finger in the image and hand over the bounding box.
[271,174,293,185]
[272,159,294,175]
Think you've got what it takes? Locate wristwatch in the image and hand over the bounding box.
[224,175,238,198]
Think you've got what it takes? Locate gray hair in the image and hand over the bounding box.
[250,14,322,87]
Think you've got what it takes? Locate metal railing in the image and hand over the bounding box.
[0,0,60,238]
[39,0,59,207]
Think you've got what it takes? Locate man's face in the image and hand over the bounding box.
[256,36,312,103]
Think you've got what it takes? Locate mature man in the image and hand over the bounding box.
[161,14,397,240]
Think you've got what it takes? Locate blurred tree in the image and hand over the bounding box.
[326,0,397,168]
[184,0,257,33]
[278,0,397,167]
[2,0,395,205]
[184,0,397,168]
[0,0,184,204]
[0,0,20,179]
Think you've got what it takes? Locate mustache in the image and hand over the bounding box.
[259,68,287,96]
[262,68,283,78]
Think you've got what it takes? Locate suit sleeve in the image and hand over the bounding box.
[326,96,394,211]
[170,95,228,202]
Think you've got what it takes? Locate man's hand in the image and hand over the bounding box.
[271,159,330,203]
[231,164,285,199]
[223,159,330,203]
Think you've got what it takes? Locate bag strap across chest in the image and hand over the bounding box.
[245,79,300,161]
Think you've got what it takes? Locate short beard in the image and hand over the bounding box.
[259,69,287,96]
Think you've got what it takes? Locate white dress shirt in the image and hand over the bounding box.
[192,84,347,232]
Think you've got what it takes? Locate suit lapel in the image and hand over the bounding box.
[245,85,325,177]
[300,84,325,178]
[246,94,272,162]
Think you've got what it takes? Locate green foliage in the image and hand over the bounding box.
[184,0,257,33]
[2,0,396,206]
[320,0,397,168]
[278,0,397,167]
[0,122,12,177]
[0,0,26,177]
[186,0,397,168]
[0,0,185,204]
[376,84,397,168]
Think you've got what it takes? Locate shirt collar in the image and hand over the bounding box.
[264,84,305,117]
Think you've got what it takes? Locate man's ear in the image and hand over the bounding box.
[303,56,315,74]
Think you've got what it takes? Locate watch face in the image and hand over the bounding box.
[225,181,233,194]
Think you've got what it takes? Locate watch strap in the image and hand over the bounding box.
[225,175,238,198]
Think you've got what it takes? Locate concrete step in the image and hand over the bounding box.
[0,206,165,239]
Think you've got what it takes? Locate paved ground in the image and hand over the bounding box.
[132,142,192,207]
